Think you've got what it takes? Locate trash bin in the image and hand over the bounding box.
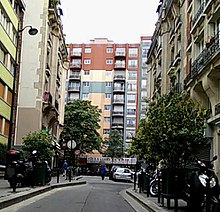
[33,162,46,186]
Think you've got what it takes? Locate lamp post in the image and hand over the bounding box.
[7,25,38,151]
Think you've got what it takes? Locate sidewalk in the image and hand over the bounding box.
[126,188,188,212]
[0,175,86,210]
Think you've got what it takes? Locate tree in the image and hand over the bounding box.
[105,129,123,158]
[129,92,208,168]
[61,99,102,152]
[22,131,54,161]
[0,143,7,165]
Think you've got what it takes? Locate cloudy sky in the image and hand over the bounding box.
[61,0,159,44]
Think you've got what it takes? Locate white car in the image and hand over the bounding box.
[113,167,133,181]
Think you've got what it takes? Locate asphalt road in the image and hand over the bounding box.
[1,176,148,212]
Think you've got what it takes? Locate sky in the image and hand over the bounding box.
[60,0,159,44]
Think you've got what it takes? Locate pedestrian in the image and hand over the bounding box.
[62,160,68,180]
[99,165,106,180]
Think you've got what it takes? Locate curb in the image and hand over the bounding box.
[0,179,86,210]
[126,188,166,212]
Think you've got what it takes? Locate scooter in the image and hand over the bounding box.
[183,156,220,212]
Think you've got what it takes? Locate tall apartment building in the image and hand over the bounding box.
[0,0,25,145]
[66,38,142,152]
[147,0,220,176]
[15,0,68,162]
[138,36,152,122]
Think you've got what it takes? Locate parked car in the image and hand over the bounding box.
[109,165,121,180]
[112,167,133,182]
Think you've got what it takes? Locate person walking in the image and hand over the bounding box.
[62,160,69,180]
[99,165,106,180]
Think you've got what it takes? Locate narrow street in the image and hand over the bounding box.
[1,176,148,212]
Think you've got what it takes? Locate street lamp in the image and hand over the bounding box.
[7,25,38,150]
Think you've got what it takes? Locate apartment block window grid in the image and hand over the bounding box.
[106,58,113,64]
[105,93,111,99]
[84,48,91,53]
[106,47,113,53]
[105,70,112,76]
[84,59,91,64]
[83,82,90,87]
[128,48,138,57]
[104,105,111,110]
[105,82,112,87]
[84,70,90,75]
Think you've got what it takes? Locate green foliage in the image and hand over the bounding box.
[106,129,123,158]
[129,92,208,168]
[22,131,54,161]
[0,143,7,165]
[61,99,102,152]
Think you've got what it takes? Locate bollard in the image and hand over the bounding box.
[69,168,72,182]
[57,168,59,183]
[158,174,161,203]
[174,175,178,212]
[206,178,210,212]
[133,172,137,190]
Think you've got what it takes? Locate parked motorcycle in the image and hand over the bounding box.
[5,150,51,188]
[183,155,220,212]
[149,168,161,197]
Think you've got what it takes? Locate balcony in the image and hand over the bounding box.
[68,86,80,92]
[215,103,220,116]
[113,98,124,104]
[174,15,182,32]
[112,111,124,116]
[71,52,82,58]
[191,2,205,30]
[115,52,126,57]
[113,86,125,92]
[114,63,126,69]
[69,63,81,69]
[69,74,80,80]
[113,75,126,81]
[184,33,220,87]
[112,122,124,128]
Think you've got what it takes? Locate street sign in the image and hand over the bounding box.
[67,140,76,149]
[74,150,80,155]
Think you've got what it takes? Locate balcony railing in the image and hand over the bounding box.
[113,87,125,91]
[184,33,220,86]
[115,52,126,57]
[215,103,220,116]
[68,86,80,91]
[69,74,80,79]
[70,63,81,69]
[115,63,126,68]
[113,98,124,103]
[112,111,124,116]
[192,2,205,27]
[114,75,125,80]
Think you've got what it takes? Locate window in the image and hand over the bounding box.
[4,119,10,137]
[0,81,5,99]
[127,82,136,91]
[0,46,8,66]
[7,89,12,105]
[103,129,110,134]
[105,82,112,87]
[128,59,138,68]
[84,59,91,64]
[84,70,90,75]
[106,47,113,53]
[127,118,135,127]
[84,48,91,53]
[83,82,90,86]
[72,48,81,55]
[128,48,138,57]
[127,94,136,103]
[104,105,111,110]
[0,116,2,134]
[127,109,136,115]
[105,70,112,76]
[105,93,111,98]
[104,117,110,122]
[82,93,88,99]
[128,71,137,80]
[106,59,113,64]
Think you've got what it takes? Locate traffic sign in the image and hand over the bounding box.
[75,150,80,155]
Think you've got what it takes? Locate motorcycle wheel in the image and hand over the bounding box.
[150,180,158,197]
[45,175,52,184]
